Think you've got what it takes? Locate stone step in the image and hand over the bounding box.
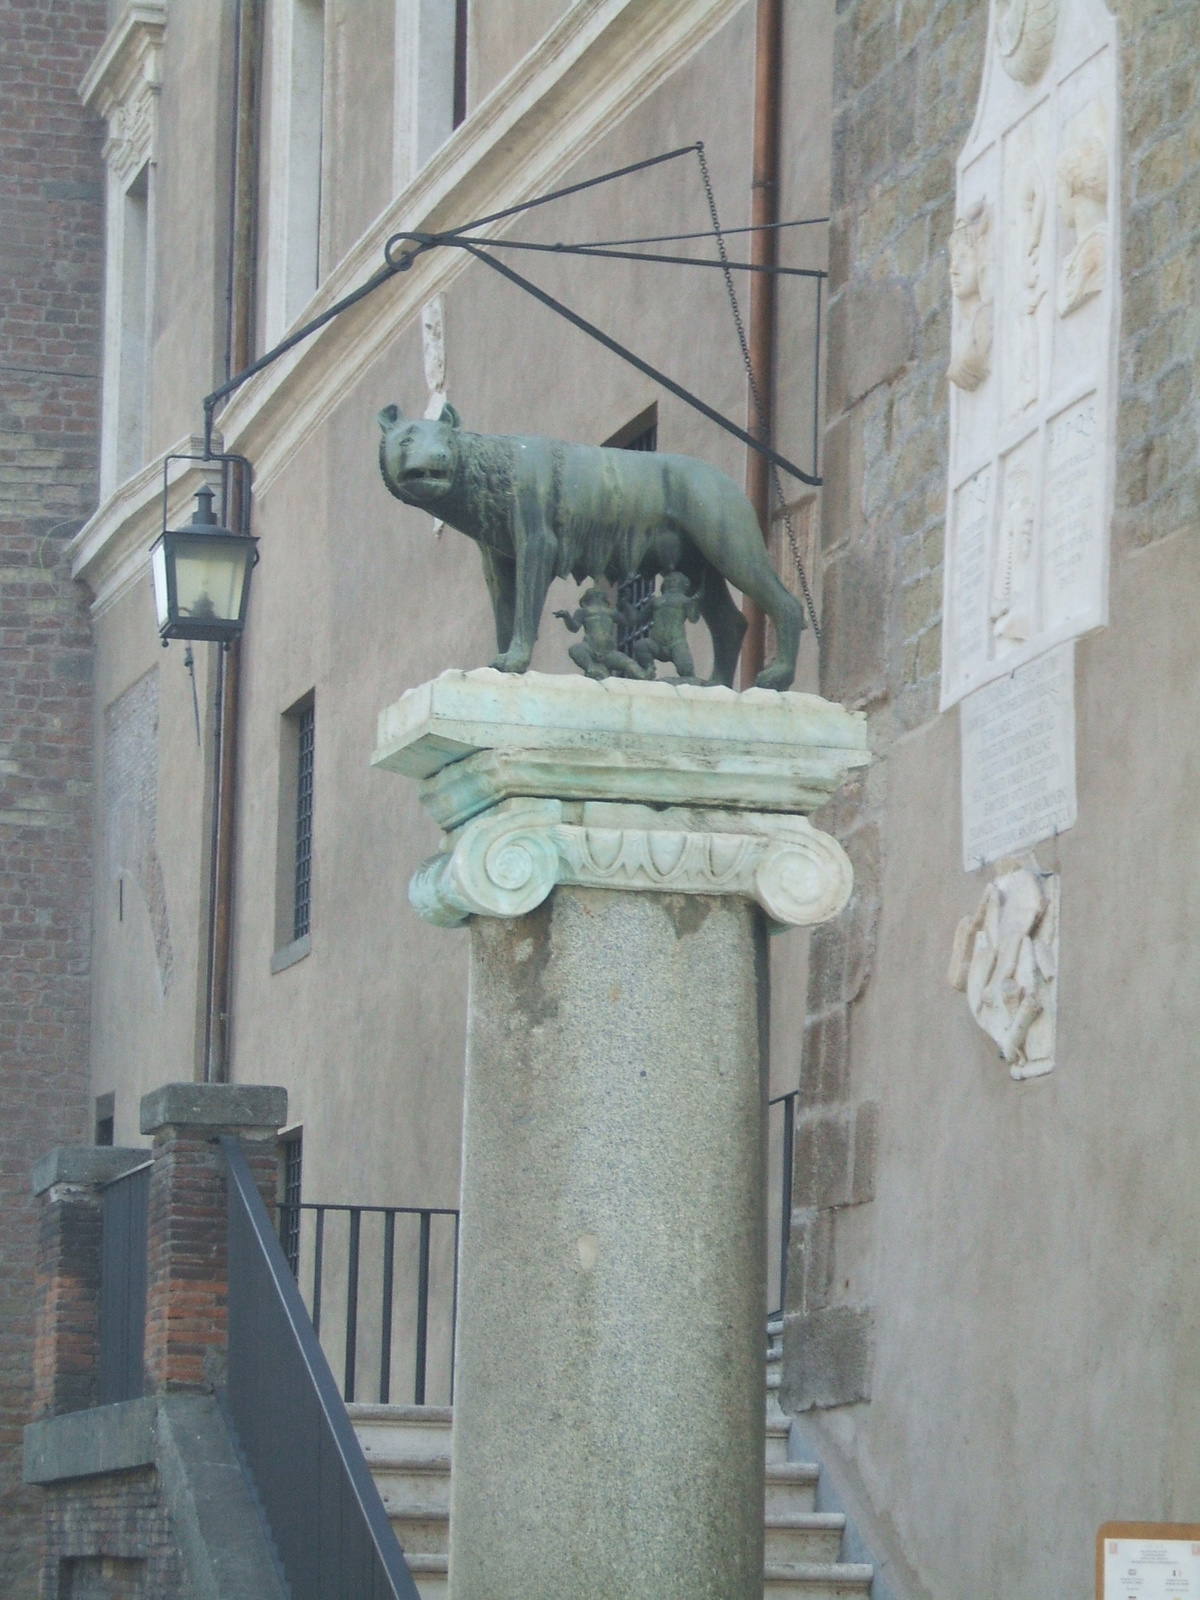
[347,1402,453,1463]
[405,1552,448,1600]
[763,1562,874,1598]
[389,1503,450,1556]
[765,1462,819,1517]
[765,1416,790,1465]
[371,1455,452,1513]
[764,1513,845,1565]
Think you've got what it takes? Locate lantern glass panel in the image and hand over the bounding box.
[172,534,251,624]
[151,538,170,630]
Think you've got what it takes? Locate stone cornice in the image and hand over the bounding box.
[80,3,166,183]
[218,0,747,494]
[79,3,166,117]
[69,436,222,617]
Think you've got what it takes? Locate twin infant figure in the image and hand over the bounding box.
[554,572,702,684]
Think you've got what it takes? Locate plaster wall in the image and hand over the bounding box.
[815,523,1200,1600]
[145,0,236,458]
[782,0,1200,1594]
[468,0,575,109]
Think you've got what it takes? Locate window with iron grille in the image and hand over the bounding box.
[610,414,658,651]
[280,1132,303,1278]
[293,703,315,941]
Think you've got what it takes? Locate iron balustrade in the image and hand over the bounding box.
[221,1137,419,1600]
[768,1090,797,1323]
[279,1201,460,1406]
[98,1161,151,1405]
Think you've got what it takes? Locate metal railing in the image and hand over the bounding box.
[767,1090,797,1323]
[221,1137,420,1600]
[278,1201,460,1407]
[98,1161,151,1405]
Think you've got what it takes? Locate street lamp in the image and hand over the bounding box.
[150,485,258,646]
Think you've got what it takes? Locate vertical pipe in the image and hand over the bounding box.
[449,1214,460,1405]
[414,1211,431,1406]
[740,0,783,690]
[380,1210,396,1404]
[206,0,261,1081]
[780,1091,795,1312]
[312,1208,325,1337]
[345,1209,361,1401]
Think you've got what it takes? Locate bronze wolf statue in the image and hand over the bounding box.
[378,401,803,690]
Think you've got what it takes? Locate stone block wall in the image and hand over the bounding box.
[0,0,107,1590]
[787,0,1200,1423]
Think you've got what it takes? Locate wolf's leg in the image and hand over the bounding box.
[480,546,516,654]
[492,515,556,673]
[699,566,748,687]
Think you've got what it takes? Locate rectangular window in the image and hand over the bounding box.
[280,1130,303,1277]
[453,0,468,128]
[392,0,467,189]
[605,408,658,650]
[95,1093,115,1147]
[293,701,315,941]
[117,165,149,480]
[273,692,315,969]
[266,0,326,342]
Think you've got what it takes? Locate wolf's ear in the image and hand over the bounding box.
[438,401,462,429]
[377,403,402,430]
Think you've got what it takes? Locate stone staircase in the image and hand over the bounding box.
[349,1317,873,1599]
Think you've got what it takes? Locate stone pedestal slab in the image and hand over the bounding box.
[373,671,869,1600]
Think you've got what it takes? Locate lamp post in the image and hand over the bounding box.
[150,485,257,647]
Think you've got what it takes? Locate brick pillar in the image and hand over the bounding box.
[139,1085,287,1395]
[29,1149,146,1419]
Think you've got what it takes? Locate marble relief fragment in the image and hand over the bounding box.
[422,294,448,535]
[1013,141,1047,413]
[990,464,1036,645]
[947,200,994,392]
[949,856,1059,1080]
[1057,105,1109,316]
[995,0,1059,85]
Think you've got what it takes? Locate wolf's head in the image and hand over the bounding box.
[377,401,462,507]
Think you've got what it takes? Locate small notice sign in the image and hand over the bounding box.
[959,642,1077,872]
[1099,1525,1200,1600]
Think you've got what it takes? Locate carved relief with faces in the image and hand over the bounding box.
[948,200,994,392]
[1057,105,1109,317]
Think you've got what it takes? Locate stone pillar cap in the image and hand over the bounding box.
[140,1083,288,1137]
[373,668,870,830]
[32,1146,149,1196]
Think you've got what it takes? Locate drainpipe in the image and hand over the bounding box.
[740,0,783,689]
[204,0,261,1082]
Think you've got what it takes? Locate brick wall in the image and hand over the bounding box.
[0,0,107,1589]
[40,1468,185,1600]
[788,0,1200,1412]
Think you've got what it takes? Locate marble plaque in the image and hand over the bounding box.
[940,0,1119,708]
[960,643,1076,871]
[1102,1534,1200,1600]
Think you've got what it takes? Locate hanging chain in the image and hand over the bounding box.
[695,144,820,643]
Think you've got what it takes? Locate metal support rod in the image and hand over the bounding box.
[380,1210,396,1404]
[780,1090,795,1313]
[312,1207,325,1337]
[449,1215,460,1406]
[414,1212,431,1406]
[741,0,784,688]
[203,0,260,1082]
[345,1209,361,1402]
